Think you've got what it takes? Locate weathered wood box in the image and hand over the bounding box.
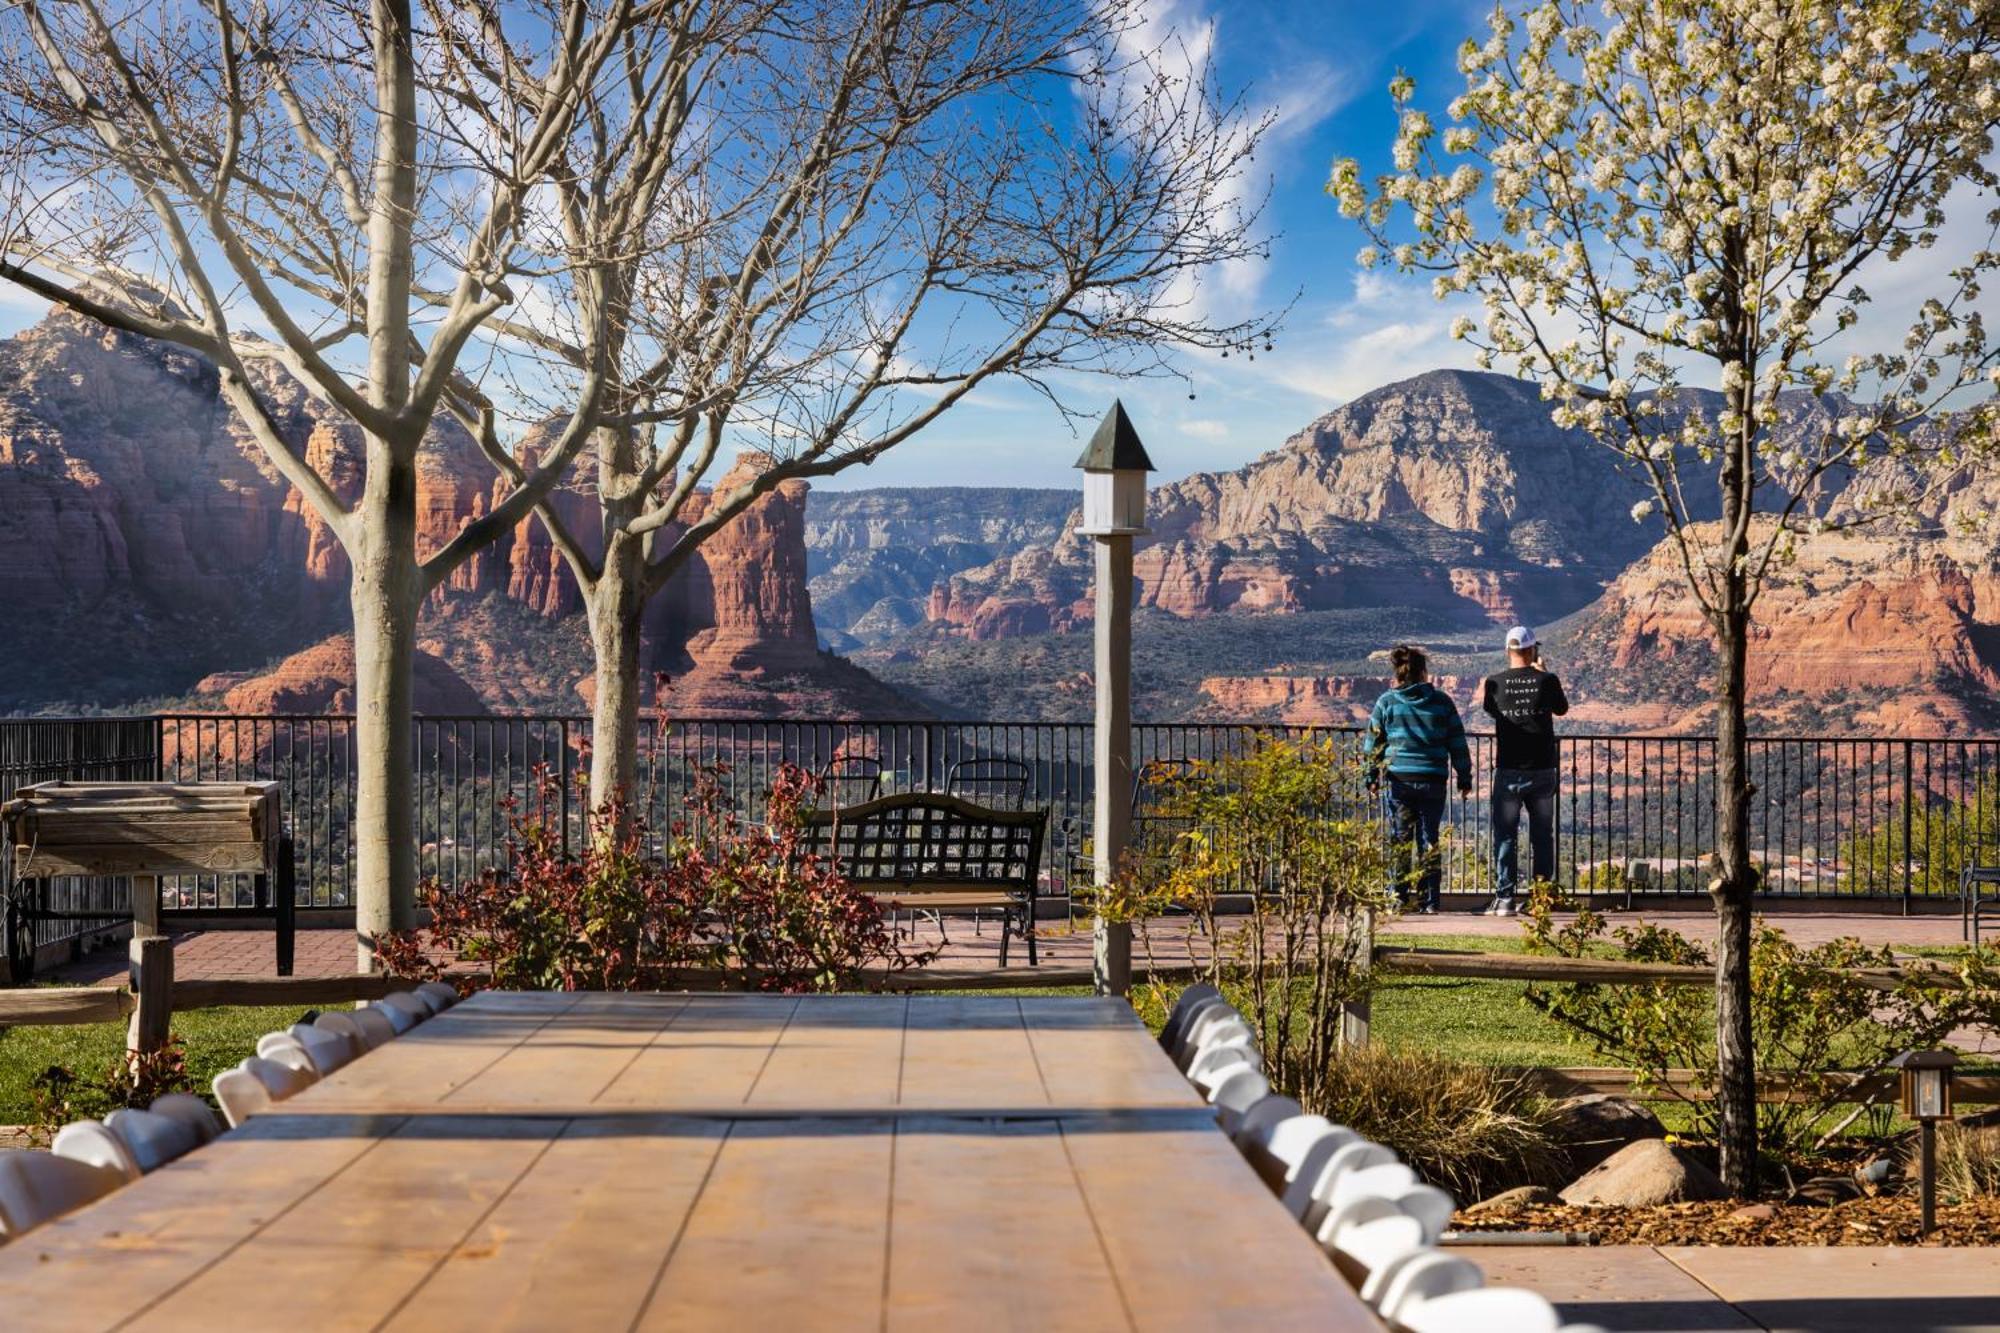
[1,781,283,878]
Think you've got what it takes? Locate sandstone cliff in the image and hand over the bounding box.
[0,305,912,718]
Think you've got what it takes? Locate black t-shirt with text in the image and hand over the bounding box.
[1481,667,1570,771]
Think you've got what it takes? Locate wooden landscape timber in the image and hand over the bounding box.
[1510,1065,2000,1107]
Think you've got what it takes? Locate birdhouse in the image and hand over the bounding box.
[1074,400,1154,537]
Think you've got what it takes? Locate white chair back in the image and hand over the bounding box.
[50,1120,141,1183]
[1207,1068,1270,1135]
[1278,1125,1361,1217]
[379,991,431,1026]
[147,1093,224,1145]
[1374,1252,1485,1325]
[103,1107,201,1174]
[349,1005,400,1048]
[1178,1012,1255,1069]
[1388,1182,1458,1244]
[1401,1287,1562,1333]
[416,981,460,1010]
[1329,1212,1427,1301]
[0,1150,125,1236]
[212,1066,272,1129]
[1160,986,1225,1054]
[1187,1040,1258,1093]
[1230,1095,1304,1149]
[258,1033,319,1077]
[289,1022,356,1074]
[247,1054,319,1101]
[1298,1139,1396,1231]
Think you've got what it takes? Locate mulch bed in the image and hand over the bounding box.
[1452,1197,2000,1246]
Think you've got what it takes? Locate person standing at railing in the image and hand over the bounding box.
[1481,625,1570,917]
[1366,644,1473,916]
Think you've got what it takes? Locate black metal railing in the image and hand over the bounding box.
[4,717,1998,952]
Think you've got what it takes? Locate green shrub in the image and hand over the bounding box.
[1317,1043,1563,1200]
[1125,735,1394,1114]
[1521,887,2000,1158]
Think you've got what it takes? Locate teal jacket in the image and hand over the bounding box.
[1367,682,1472,784]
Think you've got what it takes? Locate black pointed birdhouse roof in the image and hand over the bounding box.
[1074,400,1155,472]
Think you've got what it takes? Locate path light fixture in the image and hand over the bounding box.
[1076,401,1154,999]
[1891,1048,1958,1234]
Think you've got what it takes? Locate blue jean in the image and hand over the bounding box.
[1383,774,1447,911]
[1492,767,1559,900]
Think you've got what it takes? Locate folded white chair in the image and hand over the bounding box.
[1165,993,1231,1061]
[1326,1210,1429,1307]
[1230,1095,1304,1150]
[1159,984,1223,1051]
[1181,1017,1257,1069]
[103,1107,202,1174]
[1207,1068,1271,1135]
[1277,1124,1361,1217]
[1186,1039,1258,1094]
[374,993,427,1030]
[0,1150,126,1236]
[212,1065,271,1129]
[287,1021,356,1074]
[348,1005,401,1048]
[1400,1287,1562,1333]
[313,1010,369,1054]
[1178,1007,1251,1065]
[50,1120,141,1183]
[258,1032,319,1078]
[415,981,460,1010]
[147,1092,224,1145]
[1373,1251,1485,1326]
[1387,1182,1457,1243]
[398,986,448,1017]
[1296,1139,1396,1232]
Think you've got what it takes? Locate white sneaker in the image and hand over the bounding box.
[1497,900,1519,917]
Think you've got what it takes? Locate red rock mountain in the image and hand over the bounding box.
[0,305,910,717]
[927,370,1683,641]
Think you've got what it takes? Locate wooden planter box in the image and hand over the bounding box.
[2,781,282,877]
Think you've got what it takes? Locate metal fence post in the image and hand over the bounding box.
[1902,739,1915,914]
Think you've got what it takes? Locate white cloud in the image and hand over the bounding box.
[1179,417,1230,438]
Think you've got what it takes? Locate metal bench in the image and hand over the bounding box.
[798,792,1047,965]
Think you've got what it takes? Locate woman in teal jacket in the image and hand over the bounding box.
[1366,644,1472,914]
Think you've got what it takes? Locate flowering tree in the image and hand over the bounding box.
[1329,1,2000,1192]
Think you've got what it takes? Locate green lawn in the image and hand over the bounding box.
[0,1003,307,1126]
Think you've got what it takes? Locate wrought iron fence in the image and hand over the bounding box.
[5,717,1998,945]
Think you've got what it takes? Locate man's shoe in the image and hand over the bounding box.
[1497,900,1519,917]
[1482,899,1502,916]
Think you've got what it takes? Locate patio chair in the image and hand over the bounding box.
[1324,1209,1428,1305]
[50,1120,140,1183]
[1207,1067,1271,1135]
[1178,1006,1253,1067]
[1399,1287,1563,1333]
[1964,864,2000,942]
[1158,983,1224,1052]
[291,1020,357,1072]
[1180,1019,1256,1073]
[0,1150,125,1237]
[147,1093,224,1146]
[214,1056,318,1129]
[344,1006,400,1049]
[1296,1140,1395,1232]
[816,755,885,810]
[1230,1095,1304,1150]
[1372,1253,1484,1327]
[1235,1112,1343,1196]
[103,1108,202,1174]
[1319,1165,1454,1247]
[313,1010,372,1054]
[416,981,461,1011]
[378,991,432,1027]
[1187,1041,1258,1095]
[1276,1126,1362,1219]
[1166,997,1235,1064]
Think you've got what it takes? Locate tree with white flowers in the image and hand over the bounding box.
[1330,0,2000,1192]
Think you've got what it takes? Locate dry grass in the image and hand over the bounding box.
[1932,1120,2000,1204]
[1317,1042,1564,1201]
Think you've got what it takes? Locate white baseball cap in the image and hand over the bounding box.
[1505,625,1538,650]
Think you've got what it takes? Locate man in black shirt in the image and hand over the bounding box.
[1480,626,1569,916]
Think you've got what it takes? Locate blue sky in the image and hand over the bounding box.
[835,0,1502,491]
[0,0,1489,494]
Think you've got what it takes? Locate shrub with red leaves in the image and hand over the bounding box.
[376,763,931,993]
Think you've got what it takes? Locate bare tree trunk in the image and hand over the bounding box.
[1711,582,1758,1196]
[350,454,421,971]
[586,529,647,823]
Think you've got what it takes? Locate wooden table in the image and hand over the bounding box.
[0,994,1375,1332]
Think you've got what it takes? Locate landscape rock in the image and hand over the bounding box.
[1547,1094,1669,1177]
[1557,1139,1730,1208]
[1462,1185,1558,1214]
[1727,1203,1777,1222]
[1785,1176,1866,1208]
